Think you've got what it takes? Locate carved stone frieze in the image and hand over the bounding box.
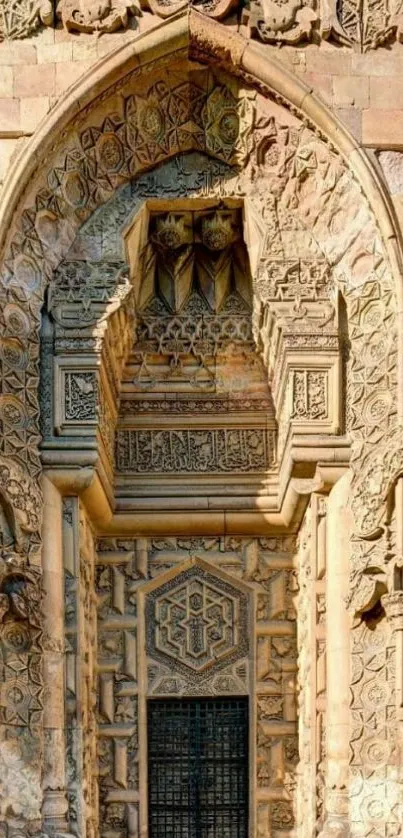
[115,427,275,473]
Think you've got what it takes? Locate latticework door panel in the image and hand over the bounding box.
[148,697,249,838]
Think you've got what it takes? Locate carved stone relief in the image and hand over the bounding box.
[145,563,249,692]
[0,564,43,830]
[0,0,401,46]
[56,0,141,33]
[63,499,98,838]
[0,46,402,838]
[116,427,274,473]
[0,0,53,40]
[94,537,297,838]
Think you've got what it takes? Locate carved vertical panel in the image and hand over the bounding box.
[296,496,327,838]
[96,540,147,838]
[246,538,298,837]
[63,499,98,838]
[350,616,397,837]
[0,564,43,836]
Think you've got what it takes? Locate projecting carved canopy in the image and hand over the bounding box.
[116,198,276,487]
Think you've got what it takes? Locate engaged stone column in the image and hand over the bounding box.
[319,472,352,838]
[42,475,70,834]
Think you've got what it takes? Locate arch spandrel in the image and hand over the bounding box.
[0,16,402,838]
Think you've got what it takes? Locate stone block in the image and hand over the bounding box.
[304,72,332,106]
[362,109,403,148]
[305,47,352,76]
[13,63,55,97]
[352,51,403,76]
[0,98,20,135]
[72,38,98,62]
[37,42,73,64]
[0,43,37,66]
[333,75,369,108]
[21,97,50,134]
[55,60,93,95]
[0,66,13,97]
[370,76,403,109]
[0,137,19,183]
[335,107,362,141]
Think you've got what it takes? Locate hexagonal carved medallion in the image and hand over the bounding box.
[146,564,249,681]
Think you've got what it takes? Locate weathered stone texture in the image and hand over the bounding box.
[0,7,402,838]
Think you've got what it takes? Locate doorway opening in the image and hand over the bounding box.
[147,697,249,838]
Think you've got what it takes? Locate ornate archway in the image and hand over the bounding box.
[0,13,402,838]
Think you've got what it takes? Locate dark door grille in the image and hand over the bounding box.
[148,697,249,838]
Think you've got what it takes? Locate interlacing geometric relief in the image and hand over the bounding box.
[0,0,53,40]
[295,498,327,838]
[96,538,144,838]
[94,537,298,837]
[64,500,98,838]
[146,564,249,690]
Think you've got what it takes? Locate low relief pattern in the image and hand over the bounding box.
[96,540,144,838]
[115,428,274,473]
[95,538,297,835]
